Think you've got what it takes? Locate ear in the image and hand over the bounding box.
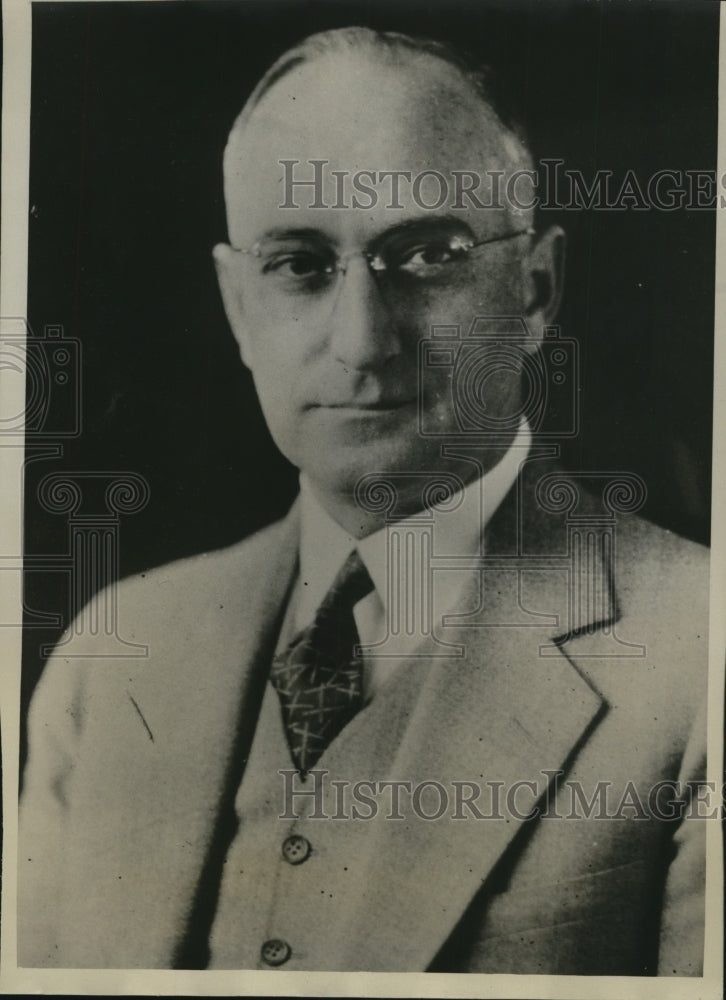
[213,242,253,368]
[521,224,566,343]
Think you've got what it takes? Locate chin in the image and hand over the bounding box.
[302,438,452,503]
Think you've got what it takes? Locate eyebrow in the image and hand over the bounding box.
[251,214,477,248]
[251,226,332,243]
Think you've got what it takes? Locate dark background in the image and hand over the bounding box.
[22,0,718,726]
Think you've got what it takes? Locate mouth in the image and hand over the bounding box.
[316,397,417,412]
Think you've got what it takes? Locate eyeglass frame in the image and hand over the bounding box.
[228,225,537,278]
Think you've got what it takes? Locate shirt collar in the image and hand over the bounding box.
[297,419,531,628]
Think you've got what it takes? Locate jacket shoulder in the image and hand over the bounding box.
[115,509,296,624]
[614,513,709,621]
[43,508,298,674]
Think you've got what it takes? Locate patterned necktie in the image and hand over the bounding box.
[270,549,375,775]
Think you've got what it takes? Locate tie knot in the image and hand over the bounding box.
[320,548,375,615]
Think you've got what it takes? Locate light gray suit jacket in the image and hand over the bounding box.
[18,461,710,973]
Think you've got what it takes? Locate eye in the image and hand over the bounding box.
[395,239,469,275]
[261,250,333,280]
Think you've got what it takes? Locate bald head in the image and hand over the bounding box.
[234,29,527,141]
[222,29,534,246]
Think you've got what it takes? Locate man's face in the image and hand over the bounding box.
[216,51,562,515]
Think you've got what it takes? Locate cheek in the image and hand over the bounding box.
[250,359,301,430]
[243,317,310,391]
[244,339,304,432]
[407,265,525,335]
[421,343,526,437]
[250,372,306,468]
[471,257,525,314]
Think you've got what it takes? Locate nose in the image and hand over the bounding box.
[327,256,403,371]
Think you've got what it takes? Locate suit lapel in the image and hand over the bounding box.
[298,462,614,970]
[299,588,603,970]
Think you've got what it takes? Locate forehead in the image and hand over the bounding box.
[224,50,516,244]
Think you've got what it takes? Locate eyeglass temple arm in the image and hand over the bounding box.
[469,226,536,251]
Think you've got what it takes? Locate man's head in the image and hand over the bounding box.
[214,27,564,533]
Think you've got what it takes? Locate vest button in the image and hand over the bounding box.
[261,938,291,966]
[282,834,312,865]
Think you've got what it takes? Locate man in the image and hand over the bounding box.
[19,27,709,975]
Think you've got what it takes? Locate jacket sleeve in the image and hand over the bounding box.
[656,697,708,976]
[17,652,86,967]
